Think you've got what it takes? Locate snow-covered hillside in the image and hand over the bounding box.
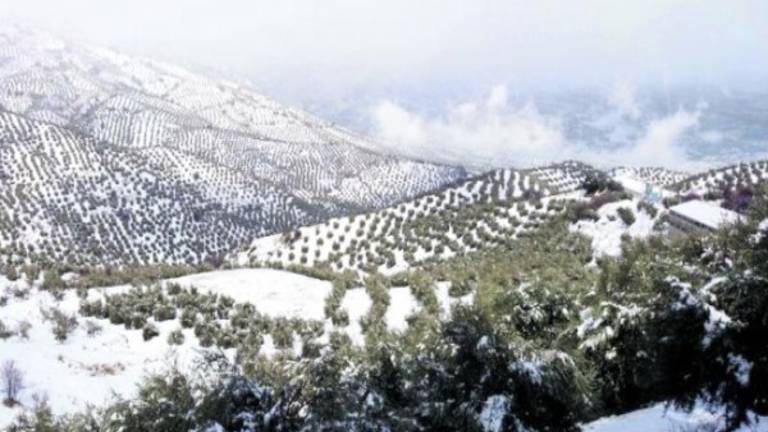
[609,166,689,188]
[4,266,764,431]
[0,268,468,426]
[571,199,661,257]
[0,25,465,266]
[672,160,768,196]
[238,162,594,275]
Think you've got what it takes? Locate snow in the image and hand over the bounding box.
[480,395,510,432]
[728,353,753,387]
[0,285,191,427]
[584,402,768,432]
[571,199,658,257]
[759,219,768,232]
[613,174,650,197]
[755,218,768,243]
[0,270,470,426]
[167,269,332,321]
[669,200,743,230]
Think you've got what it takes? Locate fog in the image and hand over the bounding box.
[1,0,766,168]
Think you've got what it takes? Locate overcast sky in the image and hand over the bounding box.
[1,0,766,169]
[2,1,766,97]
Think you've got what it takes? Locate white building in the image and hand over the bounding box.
[667,200,743,232]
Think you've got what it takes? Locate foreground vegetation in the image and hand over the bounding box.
[6,190,768,431]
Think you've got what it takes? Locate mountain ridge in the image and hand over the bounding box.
[0,25,466,266]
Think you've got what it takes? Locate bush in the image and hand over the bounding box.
[16,321,32,340]
[0,320,13,340]
[636,201,658,218]
[663,196,681,208]
[49,309,78,343]
[168,329,185,346]
[153,304,177,322]
[567,202,598,222]
[5,265,18,282]
[85,320,103,337]
[180,308,197,328]
[617,207,636,226]
[142,323,160,341]
[41,270,65,291]
[582,173,623,195]
[270,318,294,350]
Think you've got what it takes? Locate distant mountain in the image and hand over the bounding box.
[0,25,465,266]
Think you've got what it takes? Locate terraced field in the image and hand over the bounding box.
[609,166,689,187]
[238,162,595,275]
[0,26,464,266]
[670,160,768,195]
[0,110,317,265]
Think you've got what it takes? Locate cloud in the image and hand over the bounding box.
[371,85,708,171]
[371,86,568,169]
[608,81,641,120]
[590,108,702,170]
[0,0,765,111]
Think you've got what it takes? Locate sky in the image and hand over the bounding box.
[1,0,767,169]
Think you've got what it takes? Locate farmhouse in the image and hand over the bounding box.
[667,200,743,232]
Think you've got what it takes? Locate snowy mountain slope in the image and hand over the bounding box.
[0,110,312,265]
[0,25,465,265]
[608,166,689,188]
[531,160,599,193]
[238,162,595,275]
[671,159,768,196]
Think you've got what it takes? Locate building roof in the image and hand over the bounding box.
[669,200,743,230]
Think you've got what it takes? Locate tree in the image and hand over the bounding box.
[2,360,24,406]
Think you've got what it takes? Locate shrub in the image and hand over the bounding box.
[48,309,78,343]
[41,270,65,291]
[16,321,32,340]
[567,202,599,222]
[617,207,636,226]
[636,201,658,218]
[142,323,160,341]
[5,265,18,282]
[271,318,294,350]
[153,304,177,322]
[85,320,103,337]
[0,320,13,339]
[180,308,197,328]
[582,173,623,195]
[663,196,681,208]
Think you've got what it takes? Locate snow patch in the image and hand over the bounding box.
[480,395,510,432]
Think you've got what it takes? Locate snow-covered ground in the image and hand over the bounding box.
[570,199,660,257]
[0,269,466,426]
[584,402,768,432]
[0,278,182,426]
[2,268,766,430]
[168,269,332,321]
[168,269,468,344]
